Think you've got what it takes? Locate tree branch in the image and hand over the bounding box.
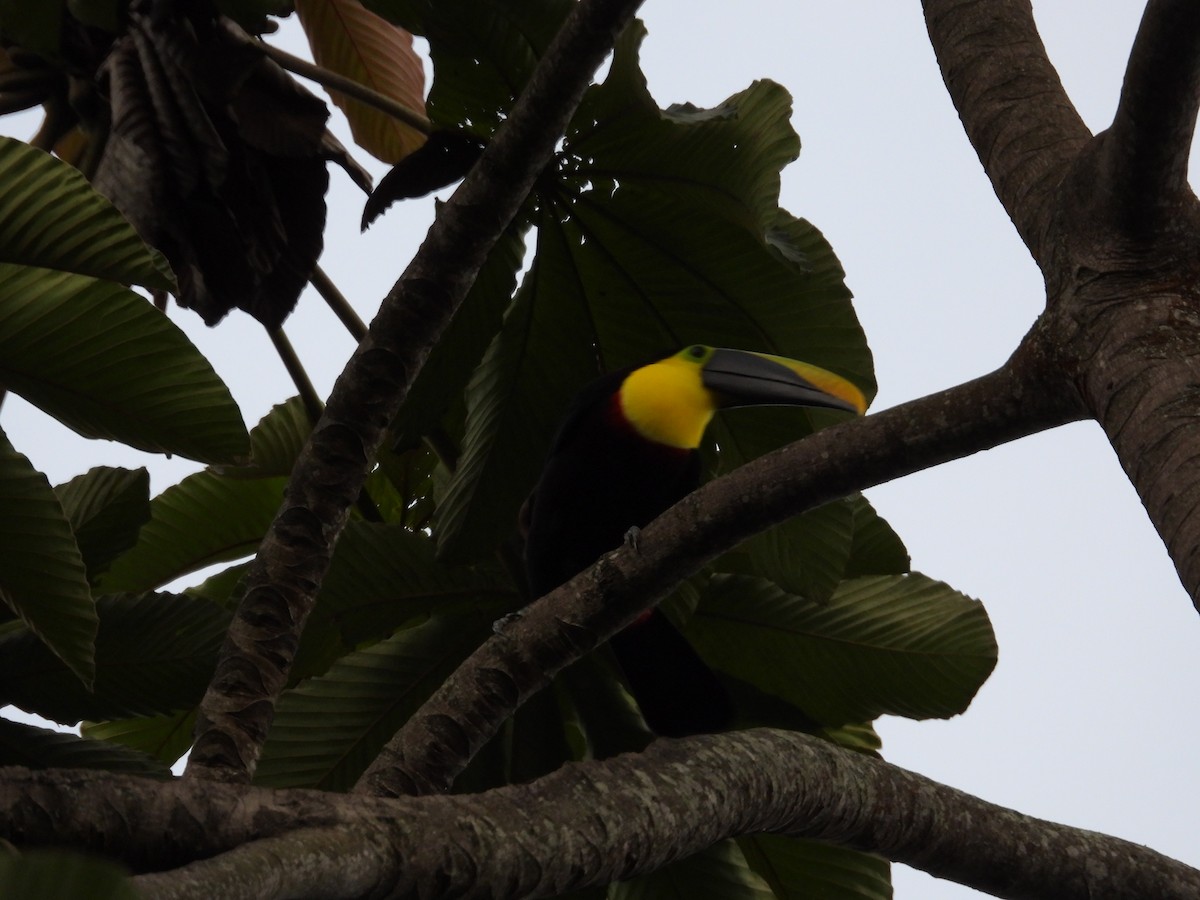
[1099,0,1200,234]
[7,728,1198,900]
[921,0,1091,265]
[356,330,1085,798]
[185,0,647,783]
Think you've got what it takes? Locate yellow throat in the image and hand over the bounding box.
[618,349,717,450]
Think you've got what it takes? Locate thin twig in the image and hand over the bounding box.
[269,327,383,523]
[251,40,432,136]
[269,328,324,424]
[310,265,368,342]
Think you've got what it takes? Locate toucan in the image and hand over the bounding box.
[522,345,866,737]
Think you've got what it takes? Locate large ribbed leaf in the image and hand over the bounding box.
[296,0,426,163]
[738,835,891,900]
[367,0,572,132]
[689,574,997,724]
[54,467,150,582]
[295,521,517,676]
[95,473,286,593]
[0,429,96,688]
[723,501,855,604]
[0,850,140,900]
[0,264,248,463]
[82,710,196,768]
[0,137,173,289]
[433,25,871,562]
[612,840,773,900]
[0,593,228,723]
[216,395,310,479]
[0,717,170,777]
[433,217,600,560]
[844,494,911,578]
[256,611,494,790]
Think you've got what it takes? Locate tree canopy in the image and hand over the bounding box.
[0,1,1198,898]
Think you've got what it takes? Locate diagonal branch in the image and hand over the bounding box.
[1100,0,1200,233]
[185,0,647,784]
[7,727,1198,900]
[921,0,1092,266]
[356,328,1085,798]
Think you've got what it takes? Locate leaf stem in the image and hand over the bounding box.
[310,265,368,342]
[268,327,382,523]
[251,39,433,136]
[268,328,324,424]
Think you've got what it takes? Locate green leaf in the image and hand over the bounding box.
[185,560,252,608]
[295,521,517,676]
[844,495,910,577]
[739,834,891,900]
[367,0,572,132]
[0,593,228,723]
[0,717,170,777]
[215,0,293,29]
[216,395,311,479]
[689,573,997,724]
[82,710,196,768]
[0,263,248,463]
[96,473,286,593]
[0,5,64,62]
[568,24,797,236]
[368,445,437,528]
[433,218,601,561]
[256,611,494,790]
[67,0,124,33]
[613,840,774,900]
[732,501,855,604]
[0,429,96,688]
[434,29,872,562]
[54,467,150,581]
[0,849,139,900]
[0,137,174,289]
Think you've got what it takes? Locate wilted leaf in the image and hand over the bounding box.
[296,0,427,163]
[362,130,484,227]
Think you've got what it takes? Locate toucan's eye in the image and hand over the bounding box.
[687,345,706,359]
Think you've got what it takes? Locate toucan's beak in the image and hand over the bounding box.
[701,348,866,415]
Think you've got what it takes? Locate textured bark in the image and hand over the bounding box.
[357,339,1083,797]
[926,0,1200,611]
[6,730,1199,900]
[921,0,1090,265]
[186,0,648,783]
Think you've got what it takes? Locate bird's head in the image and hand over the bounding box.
[618,344,866,449]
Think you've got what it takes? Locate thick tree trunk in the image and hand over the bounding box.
[925,0,1200,608]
